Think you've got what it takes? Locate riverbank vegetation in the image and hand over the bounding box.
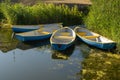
[0,2,83,26]
[81,0,120,79]
[85,0,120,50]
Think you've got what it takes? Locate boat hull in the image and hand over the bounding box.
[12,28,38,33]
[12,23,62,33]
[50,27,76,50]
[15,34,51,41]
[51,42,73,50]
[77,36,116,50]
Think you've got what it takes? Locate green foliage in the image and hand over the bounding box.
[85,0,120,49]
[0,3,5,23]
[0,2,83,25]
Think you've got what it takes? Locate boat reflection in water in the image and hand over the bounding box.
[51,45,75,60]
[17,38,50,50]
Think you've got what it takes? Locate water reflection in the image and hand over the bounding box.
[0,29,93,80]
[17,39,50,50]
[51,45,75,60]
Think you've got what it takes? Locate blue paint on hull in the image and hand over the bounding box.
[78,36,116,50]
[15,34,51,41]
[51,42,73,51]
[12,28,38,33]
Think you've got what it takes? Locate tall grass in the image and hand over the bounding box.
[85,0,120,49]
[0,2,83,25]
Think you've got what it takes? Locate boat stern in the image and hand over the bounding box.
[51,43,71,51]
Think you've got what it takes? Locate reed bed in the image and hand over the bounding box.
[0,2,83,26]
[85,0,120,49]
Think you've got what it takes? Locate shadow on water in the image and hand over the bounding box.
[51,44,75,60]
[16,38,50,50]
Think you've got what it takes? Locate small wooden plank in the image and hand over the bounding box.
[55,36,73,39]
[38,28,44,31]
[41,31,50,34]
[77,32,86,36]
[60,32,70,36]
[83,36,99,39]
[52,30,57,32]
[38,31,50,34]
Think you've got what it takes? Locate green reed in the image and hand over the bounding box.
[0,2,83,25]
[84,0,120,49]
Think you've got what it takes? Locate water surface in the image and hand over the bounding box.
[0,29,91,80]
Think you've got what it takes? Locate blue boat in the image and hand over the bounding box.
[74,27,116,50]
[12,23,63,32]
[15,24,63,41]
[50,27,76,50]
[12,25,40,32]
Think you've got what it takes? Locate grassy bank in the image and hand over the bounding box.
[0,2,83,26]
[85,0,120,50]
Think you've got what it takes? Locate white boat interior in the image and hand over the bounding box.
[51,27,76,44]
[75,27,115,43]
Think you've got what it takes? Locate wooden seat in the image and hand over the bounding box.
[83,36,100,39]
[38,28,44,31]
[41,31,50,34]
[60,32,70,36]
[52,30,57,32]
[38,30,50,34]
[77,32,86,36]
[54,36,73,39]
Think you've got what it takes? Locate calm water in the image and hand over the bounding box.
[0,29,91,80]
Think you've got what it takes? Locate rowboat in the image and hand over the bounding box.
[50,27,76,50]
[12,25,40,32]
[74,27,116,50]
[12,23,62,32]
[15,24,63,41]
